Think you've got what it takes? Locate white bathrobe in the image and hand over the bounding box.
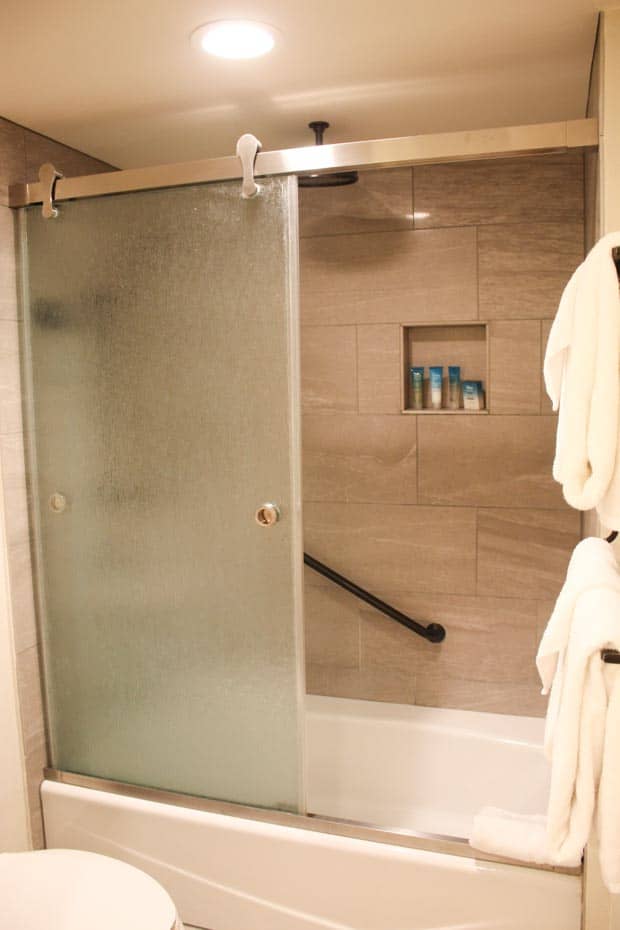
[471,538,620,886]
[543,232,620,528]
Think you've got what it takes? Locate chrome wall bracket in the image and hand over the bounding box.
[39,163,64,218]
[235,134,262,199]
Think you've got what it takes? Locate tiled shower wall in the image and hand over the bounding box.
[300,153,584,716]
[0,116,112,846]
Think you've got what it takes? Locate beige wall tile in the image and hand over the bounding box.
[15,645,44,747]
[306,662,415,704]
[301,325,357,413]
[478,222,583,319]
[0,434,31,546]
[477,508,580,599]
[0,119,25,205]
[418,415,564,508]
[303,413,416,504]
[357,324,402,414]
[304,502,476,596]
[300,168,413,238]
[23,130,113,181]
[304,584,360,669]
[23,722,46,849]
[420,675,545,716]
[307,605,416,705]
[300,227,478,326]
[357,609,416,703]
[536,599,556,641]
[489,320,541,414]
[15,645,47,849]
[0,319,23,433]
[406,594,545,715]
[414,153,584,228]
[8,542,38,655]
[0,207,18,322]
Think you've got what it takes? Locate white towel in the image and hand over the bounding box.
[470,808,581,868]
[536,537,619,701]
[471,539,620,884]
[543,231,620,526]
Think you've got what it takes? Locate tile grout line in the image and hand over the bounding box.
[300,317,557,329]
[415,408,420,505]
[354,324,360,413]
[474,507,479,595]
[299,219,584,240]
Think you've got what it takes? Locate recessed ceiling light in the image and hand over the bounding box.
[191,20,277,59]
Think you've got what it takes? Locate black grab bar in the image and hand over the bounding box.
[304,553,446,644]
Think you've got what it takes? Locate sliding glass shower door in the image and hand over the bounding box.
[20,177,305,812]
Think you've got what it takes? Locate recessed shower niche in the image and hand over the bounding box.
[401,322,488,413]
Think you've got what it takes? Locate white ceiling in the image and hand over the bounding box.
[0,0,611,169]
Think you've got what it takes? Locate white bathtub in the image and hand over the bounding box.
[306,695,551,838]
[41,696,581,930]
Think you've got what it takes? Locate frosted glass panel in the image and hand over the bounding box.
[21,177,304,811]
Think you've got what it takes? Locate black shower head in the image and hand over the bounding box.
[298,121,359,188]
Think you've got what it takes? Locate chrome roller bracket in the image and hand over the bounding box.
[235,134,262,199]
[39,162,64,219]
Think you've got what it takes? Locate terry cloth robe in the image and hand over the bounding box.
[471,538,620,886]
[543,231,620,528]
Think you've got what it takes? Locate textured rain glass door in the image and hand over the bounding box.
[21,177,305,812]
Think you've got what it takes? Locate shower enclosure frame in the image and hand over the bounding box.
[11,115,597,878]
[9,118,596,209]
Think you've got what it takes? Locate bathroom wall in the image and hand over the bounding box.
[0,116,113,846]
[300,153,584,716]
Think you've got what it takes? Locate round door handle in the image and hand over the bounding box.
[255,503,280,527]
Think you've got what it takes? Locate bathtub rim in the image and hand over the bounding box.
[43,768,581,878]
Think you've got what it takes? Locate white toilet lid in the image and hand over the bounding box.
[0,848,179,930]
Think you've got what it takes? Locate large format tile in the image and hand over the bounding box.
[301,325,357,413]
[357,324,402,414]
[477,508,581,599]
[0,207,18,321]
[304,584,360,669]
[303,413,417,504]
[16,644,47,849]
[24,130,113,181]
[24,725,46,849]
[408,594,544,716]
[0,319,24,433]
[306,661,416,705]
[300,227,478,326]
[307,606,416,705]
[300,168,413,237]
[489,320,541,414]
[0,433,31,546]
[478,222,583,319]
[413,153,584,228]
[8,541,38,655]
[304,502,477,595]
[418,415,564,508]
[0,118,25,205]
